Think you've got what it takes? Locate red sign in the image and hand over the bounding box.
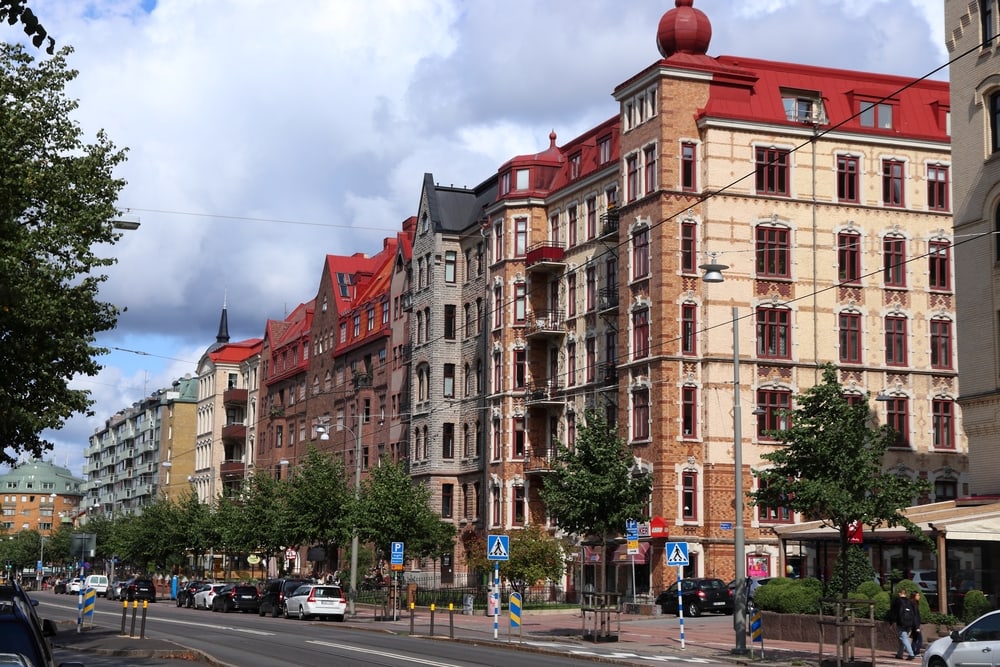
[285,548,297,560]
[649,516,669,540]
[847,520,863,544]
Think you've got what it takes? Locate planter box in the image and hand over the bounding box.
[759,611,950,651]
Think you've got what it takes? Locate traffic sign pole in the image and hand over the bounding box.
[666,542,690,650]
[677,565,685,649]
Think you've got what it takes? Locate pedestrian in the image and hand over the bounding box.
[889,587,917,660]
[909,591,923,655]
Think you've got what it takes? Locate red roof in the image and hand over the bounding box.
[208,338,262,365]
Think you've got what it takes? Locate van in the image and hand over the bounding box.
[85,574,109,597]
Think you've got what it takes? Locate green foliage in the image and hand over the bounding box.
[499,525,565,592]
[827,545,878,599]
[962,590,992,623]
[854,580,883,598]
[539,409,652,587]
[286,446,350,569]
[872,590,892,619]
[749,365,932,599]
[0,2,55,53]
[0,44,129,465]
[754,577,823,614]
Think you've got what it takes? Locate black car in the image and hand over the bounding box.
[176,580,207,608]
[258,579,308,618]
[125,577,156,602]
[0,581,84,667]
[212,584,261,613]
[655,577,733,617]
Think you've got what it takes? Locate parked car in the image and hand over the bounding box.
[67,578,83,595]
[258,579,309,618]
[85,574,109,597]
[726,577,774,600]
[124,577,156,602]
[108,580,128,601]
[655,577,733,617]
[211,584,260,614]
[284,584,347,621]
[910,570,940,594]
[0,580,84,667]
[193,583,226,610]
[923,608,1000,667]
[176,581,208,608]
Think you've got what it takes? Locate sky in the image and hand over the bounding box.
[5,0,948,477]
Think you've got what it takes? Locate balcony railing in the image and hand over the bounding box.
[525,242,566,272]
[602,363,619,386]
[599,206,619,238]
[598,288,619,313]
[354,373,373,389]
[524,446,558,473]
[525,310,565,338]
[221,422,247,442]
[220,460,247,481]
[400,291,414,311]
[223,387,248,406]
[525,381,563,404]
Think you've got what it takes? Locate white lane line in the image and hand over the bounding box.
[308,640,464,666]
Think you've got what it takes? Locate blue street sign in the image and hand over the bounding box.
[390,541,404,565]
[625,518,639,539]
[487,535,510,561]
[720,522,733,530]
[666,541,690,566]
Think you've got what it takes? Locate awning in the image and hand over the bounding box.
[611,542,651,565]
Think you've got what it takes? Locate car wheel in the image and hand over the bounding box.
[258,606,266,617]
[284,605,291,619]
[273,604,282,618]
[335,614,344,622]
[927,658,948,667]
[298,606,309,621]
[176,597,183,607]
[686,601,702,617]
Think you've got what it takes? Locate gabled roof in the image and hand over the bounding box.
[207,338,262,365]
[421,173,497,234]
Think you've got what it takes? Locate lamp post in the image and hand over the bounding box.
[700,256,748,655]
[338,413,363,617]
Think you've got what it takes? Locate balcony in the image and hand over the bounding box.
[598,288,619,314]
[525,381,564,405]
[223,387,248,406]
[354,372,373,390]
[220,460,247,482]
[400,291,414,311]
[525,310,565,339]
[221,422,247,443]
[524,447,558,474]
[602,363,619,386]
[525,242,566,273]
[599,206,619,238]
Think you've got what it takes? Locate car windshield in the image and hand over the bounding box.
[963,612,1000,641]
[312,587,341,598]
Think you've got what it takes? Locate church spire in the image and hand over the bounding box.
[216,291,230,345]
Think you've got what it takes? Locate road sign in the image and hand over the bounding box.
[666,541,690,566]
[391,541,405,565]
[509,591,522,628]
[487,535,510,561]
[625,518,638,538]
[720,522,733,530]
[637,521,651,537]
[627,538,639,555]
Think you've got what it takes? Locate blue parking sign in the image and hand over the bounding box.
[390,541,404,565]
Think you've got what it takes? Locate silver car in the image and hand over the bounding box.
[923,609,1000,667]
[284,584,347,621]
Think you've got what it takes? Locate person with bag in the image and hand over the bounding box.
[909,591,924,655]
[889,587,917,660]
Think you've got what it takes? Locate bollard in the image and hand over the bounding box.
[120,599,128,635]
[409,602,415,634]
[430,603,436,636]
[129,599,138,637]
[449,603,455,639]
[139,599,149,639]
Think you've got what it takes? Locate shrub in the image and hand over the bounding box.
[855,581,882,599]
[962,590,991,624]
[755,577,823,614]
[827,545,879,598]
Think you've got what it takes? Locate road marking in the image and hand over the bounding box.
[308,640,463,666]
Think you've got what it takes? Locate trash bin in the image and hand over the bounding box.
[463,594,474,616]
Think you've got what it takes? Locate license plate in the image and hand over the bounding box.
[239,595,252,599]
[713,601,725,606]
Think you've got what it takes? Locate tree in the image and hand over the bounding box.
[1,1,55,53]
[749,364,932,599]
[231,472,293,578]
[0,44,128,465]
[538,409,652,591]
[285,446,351,574]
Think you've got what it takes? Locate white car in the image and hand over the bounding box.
[193,583,226,610]
[922,609,1000,667]
[68,578,84,594]
[284,584,347,621]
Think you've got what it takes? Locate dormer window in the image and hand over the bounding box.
[781,90,826,124]
[859,100,894,129]
[570,153,581,179]
[515,168,529,190]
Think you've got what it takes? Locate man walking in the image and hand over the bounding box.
[909,591,924,655]
[889,587,917,660]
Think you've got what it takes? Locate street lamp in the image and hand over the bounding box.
[337,413,363,617]
[700,255,749,655]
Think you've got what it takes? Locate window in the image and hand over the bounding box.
[682,471,698,520]
[585,267,596,311]
[757,388,791,439]
[567,206,577,247]
[756,307,791,359]
[444,304,456,340]
[586,338,596,383]
[442,423,454,458]
[586,198,597,239]
[682,386,697,438]
[567,412,576,447]
[513,486,526,524]
[515,168,529,190]
[566,342,576,387]
[513,417,525,459]
[883,236,906,287]
[756,226,790,278]
[982,0,996,43]
[882,159,905,207]
[566,274,577,317]
[755,147,790,196]
[491,487,500,525]
[681,142,697,191]
[633,388,650,440]
[339,322,347,343]
[927,164,949,211]
[992,92,1000,154]
[930,319,953,369]
[493,286,503,328]
[644,145,657,195]
[839,312,862,364]
[782,94,823,123]
[443,364,455,398]
[681,303,697,355]
[932,398,955,449]
[884,396,910,448]
[570,152,581,179]
[935,479,957,501]
[838,232,861,283]
[493,221,503,260]
[633,308,649,358]
[885,315,908,367]
[860,101,893,129]
[442,483,453,518]
[444,250,456,283]
[626,154,639,202]
[681,220,697,274]
[757,479,792,523]
[353,314,361,337]
[513,349,526,389]
[837,155,859,203]
[514,218,527,256]
[513,282,526,323]
[632,227,650,278]
[598,135,612,164]
[929,240,950,290]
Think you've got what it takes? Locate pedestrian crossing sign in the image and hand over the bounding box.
[487,534,510,561]
[666,541,689,566]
